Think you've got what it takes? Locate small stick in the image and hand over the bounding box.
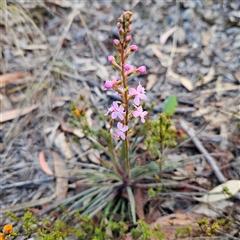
[179,119,226,183]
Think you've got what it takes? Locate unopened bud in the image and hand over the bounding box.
[136,66,146,74]
[128,25,132,32]
[129,17,133,23]
[113,39,120,45]
[130,45,138,52]
[108,55,115,63]
[119,27,124,36]
[118,17,123,23]
[125,35,132,42]
[117,22,121,28]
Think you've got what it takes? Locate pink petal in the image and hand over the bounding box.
[117,113,124,120]
[129,88,137,96]
[112,101,118,109]
[134,96,140,105]
[120,132,125,140]
[117,122,123,130]
[122,126,128,132]
[139,94,147,100]
[111,112,117,119]
[141,117,146,123]
[133,111,140,118]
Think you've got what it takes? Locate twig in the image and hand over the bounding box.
[0,177,54,190]
[179,119,226,183]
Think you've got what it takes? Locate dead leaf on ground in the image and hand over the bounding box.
[0,104,39,123]
[0,93,12,111]
[54,132,73,160]
[0,72,32,88]
[51,151,68,200]
[59,117,84,138]
[39,151,54,176]
[196,67,215,86]
[160,26,179,45]
[201,30,212,46]
[168,70,194,91]
[96,62,109,80]
[146,74,158,90]
[234,72,240,83]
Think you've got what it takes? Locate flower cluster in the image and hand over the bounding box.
[104,11,148,140]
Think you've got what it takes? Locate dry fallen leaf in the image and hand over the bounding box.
[0,104,39,123]
[146,74,157,90]
[0,72,32,88]
[234,72,240,83]
[59,117,84,138]
[160,26,179,45]
[54,132,73,160]
[196,67,215,86]
[39,151,53,176]
[51,151,68,200]
[168,70,194,91]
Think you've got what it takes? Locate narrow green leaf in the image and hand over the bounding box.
[163,95,178,116]
[120,140,126,161]
[126,186,136,224]
[109,198,123,221]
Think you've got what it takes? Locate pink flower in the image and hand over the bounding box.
[133,106,148,123]
[129,82,147,105]
[125,35,132,41]
[124,64,134,72]
[108,55,115,63]
[113,39,120,45]
[113,122,128,140]
[105,101,125,121]
[104,76,117,90]
[136,66,146,74]
[130,45,138,52]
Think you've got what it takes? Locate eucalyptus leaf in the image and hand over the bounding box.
[193,180,240,203]
[163,95,178,116]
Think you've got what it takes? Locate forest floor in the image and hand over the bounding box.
[1,0,240,239]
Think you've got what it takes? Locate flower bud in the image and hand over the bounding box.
[119,27,124,36]
[113,39,120,45]
[117,22,121,28]
[128,25,132,32]
[129,17,133,23]
[108,55,115,63]
[125,35,132,42]
[136,66,146,74]
[118,17,123,23]
[130,45,138,52]
[124,64,133,72]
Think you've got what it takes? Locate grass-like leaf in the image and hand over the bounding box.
[126,186,136,224]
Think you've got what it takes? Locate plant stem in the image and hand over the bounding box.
[121,44,131,181]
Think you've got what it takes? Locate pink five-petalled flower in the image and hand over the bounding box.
[108,55,115,63]
[104,76,117,90]
[129,82,147,106]
[136,66,146,74]
[114,122,128,140]
[105,101,125,121]
[133,106,148,123]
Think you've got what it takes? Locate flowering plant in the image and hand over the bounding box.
[43,11,160,224]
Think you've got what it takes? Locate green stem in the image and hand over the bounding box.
[121,44,131,181]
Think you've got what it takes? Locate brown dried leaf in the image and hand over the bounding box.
[60,117,84,138]
[196,67,215,86]
[54,132,73,160]
[146,74,157,90]
[0,104,39,123]
[39,152,53,176]
[234,72,240,83]
[51,151,68,200]
[168,70,193,91]
[0,72,32,88]
[160,26,178,45]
